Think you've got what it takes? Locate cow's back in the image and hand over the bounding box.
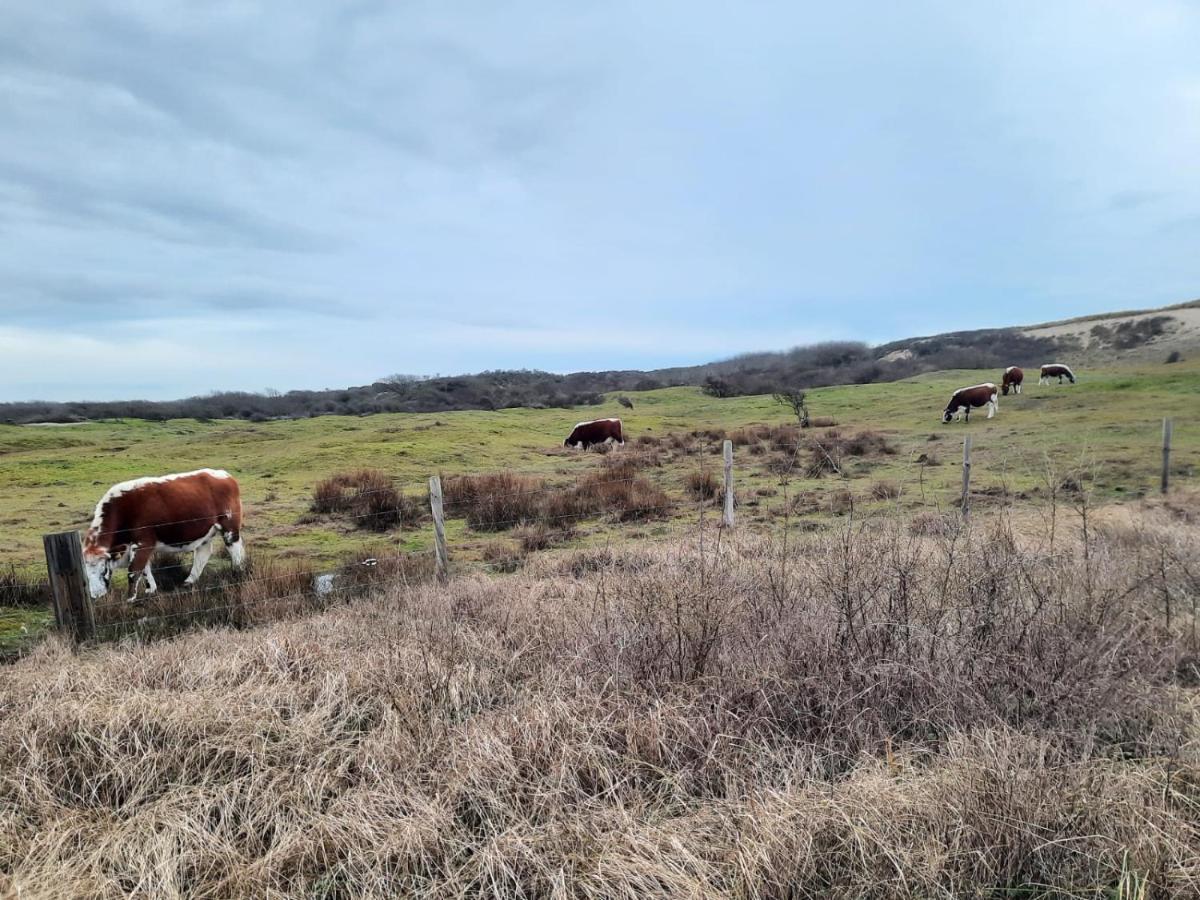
[106,470,239,546]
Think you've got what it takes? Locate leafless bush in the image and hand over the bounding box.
[311,468,422,531]
[480,540,523,573]
[870,479,902,500]
[441,472,545,531]
[686,470,720,501]
[806,428,897,477]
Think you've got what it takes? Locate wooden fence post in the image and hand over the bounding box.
[721,439,735,528]
[1162,418,1173,495]
[428,475,449,581]
[43,531,95,644]
[961,435,972,520]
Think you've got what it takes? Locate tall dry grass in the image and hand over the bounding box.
[2,503,1199,897]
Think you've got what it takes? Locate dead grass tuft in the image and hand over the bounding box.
[311,468,423,531]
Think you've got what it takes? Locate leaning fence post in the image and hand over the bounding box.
[43,531,95,644]
[1161,418,1173,495]
[428,475,449,581]
[721,439,735,528]
[961,435,972,520]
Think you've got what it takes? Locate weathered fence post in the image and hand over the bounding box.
[721,439,735,528]
[961,435,972,520]
[428,475,449,581]
[1161,418,1173,495]
[43,531,95,644]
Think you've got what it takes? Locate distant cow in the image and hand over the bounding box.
[82,468,245,600]
[565,418,624,449]
[942,383,998,423]
[1001,366,1024,396]
[1039,363,1076,385]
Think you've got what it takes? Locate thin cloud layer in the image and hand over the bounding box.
[1,1,1198,400]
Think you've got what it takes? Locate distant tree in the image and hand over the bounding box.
[773,388,810,428]
[701,376,733,398]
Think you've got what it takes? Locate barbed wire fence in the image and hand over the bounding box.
[39,416,1184,646]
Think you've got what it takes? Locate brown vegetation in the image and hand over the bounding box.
[311,468,423,532]
[442,459,672,532]
[3,506,1198,897]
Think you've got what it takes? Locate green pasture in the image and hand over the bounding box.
[0,359,1196,577]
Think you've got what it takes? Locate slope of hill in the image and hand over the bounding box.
[1,299,1195,423]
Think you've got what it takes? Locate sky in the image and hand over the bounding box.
[2,1,1199,401]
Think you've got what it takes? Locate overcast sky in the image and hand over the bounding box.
[2,1,1199,401]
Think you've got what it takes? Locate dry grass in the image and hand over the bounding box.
[443,472,545,531]
[442,459,672,531]
[3,505,1199,897]
[311,468,423,532]
[685,469,720,501]
[0,564,49,608]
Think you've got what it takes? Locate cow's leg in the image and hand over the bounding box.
[184,537,215,586]
[986,400,996,419]
[127,545,156,603]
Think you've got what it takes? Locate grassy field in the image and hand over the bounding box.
[0,360,1195,578]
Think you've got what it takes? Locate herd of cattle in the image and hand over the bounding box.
[942,363,1076,423]
[80,364,1077,602]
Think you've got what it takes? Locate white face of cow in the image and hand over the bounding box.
[84,553,113,599]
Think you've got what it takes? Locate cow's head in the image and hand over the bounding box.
[941,406,955,424]
[1001,383,1010,396]
[82,548,114,599]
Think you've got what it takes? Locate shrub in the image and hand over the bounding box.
[686,470,720,501]
[443,472,545,531]
[311,469,421,531]
[870,480,902,500]
[0,565,50,608]
[480,541,523,573]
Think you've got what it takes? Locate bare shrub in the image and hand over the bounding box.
[870,480,901,500]
[686,470,720,501]
[442,472,545,531]
[729,425,769,446]
[480,540,523,573]
[311,469,421,531]
[910,510,954,536]
[570,468,673,522]
[805,428,898,477]
[511,523,562,554]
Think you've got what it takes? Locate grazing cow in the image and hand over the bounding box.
[1001,366,1024,396]
[1039,363,1076,385]
[82,468,245,600]
[942,383,999,423]
[564,418,624,449]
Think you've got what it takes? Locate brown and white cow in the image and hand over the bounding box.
[1039,363,1076,385]
[82,468,245,600]
[1001,366,1024,396]
[564,418,624,449]
[942,383,998,423]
